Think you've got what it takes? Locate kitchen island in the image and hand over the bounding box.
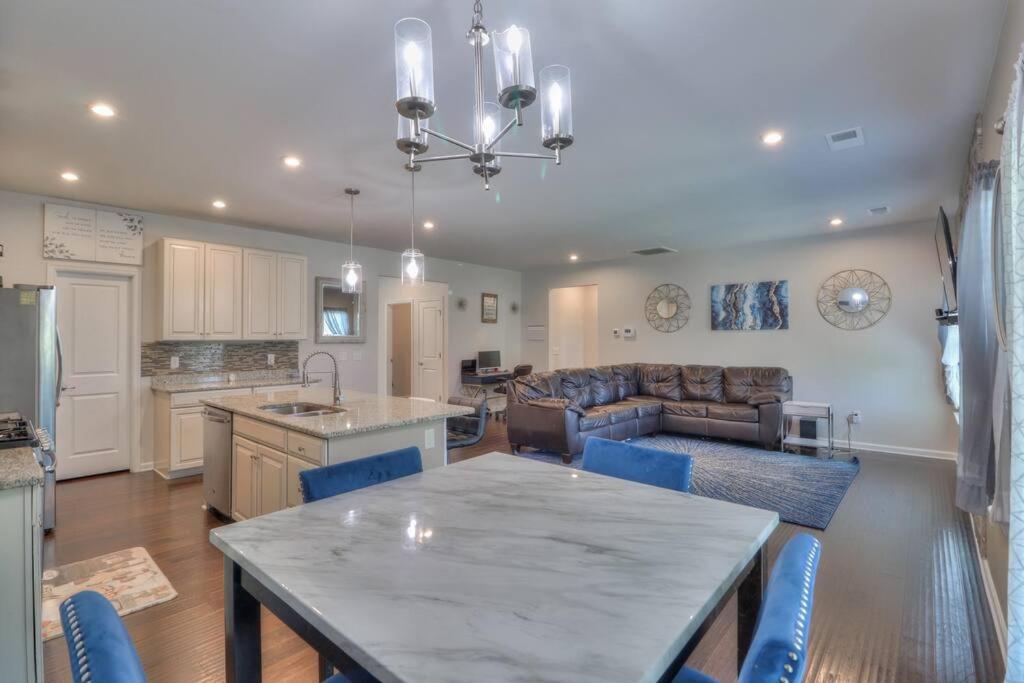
[201,387,473,521]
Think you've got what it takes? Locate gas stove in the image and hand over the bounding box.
[0,414,39,450]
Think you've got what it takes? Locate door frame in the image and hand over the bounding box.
[47,262,142,473]
[376,276,448,401]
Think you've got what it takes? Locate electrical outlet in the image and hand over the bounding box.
[353,351,362,361]
[267,353,275,366]
[622,326,637,339]
[169,355,179,370]
[849,410,862,424]
[338,350,349,361]
[425,428,435,449]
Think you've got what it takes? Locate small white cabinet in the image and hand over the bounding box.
[232,435,258,520]
[243,248,307,340]
[256,445,287,516]
[231,434,295,520]
[0,483,42,683]
[169,406,205,471]
[159,238,243,341]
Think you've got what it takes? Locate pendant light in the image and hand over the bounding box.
[401,166,425,286]
[341,188,363,293]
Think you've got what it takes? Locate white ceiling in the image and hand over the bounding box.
[0,0,1007,269]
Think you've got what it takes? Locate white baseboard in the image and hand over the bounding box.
[784,435,955,460]
[969,515,1008,661]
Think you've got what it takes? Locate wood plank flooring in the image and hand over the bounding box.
[43,421,1003,682]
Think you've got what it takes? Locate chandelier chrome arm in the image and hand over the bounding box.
[485,115,520,151]
[415,153,475,163]
[418,126,476,152]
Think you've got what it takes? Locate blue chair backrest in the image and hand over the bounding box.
[60,590,147,683]
[582,437,693,493]
[738,533,821,683]
[299,446,423,503]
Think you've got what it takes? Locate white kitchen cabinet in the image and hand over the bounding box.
[243,248,307,340]
[160,238,205,340]
[169,405,205,471]
[286,455,317,507]
[204,243,244,339]
[160,239,244,341]
[0,483,42,683]
[232,435,258,521]
[256,445,287,516]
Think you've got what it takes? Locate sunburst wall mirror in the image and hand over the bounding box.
[817,269,892,330]
[645,284,691,332]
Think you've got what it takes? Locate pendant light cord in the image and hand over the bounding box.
[348,193,355,260]
[410,170,416,251]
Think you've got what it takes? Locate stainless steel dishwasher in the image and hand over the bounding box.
[202,406,233,519]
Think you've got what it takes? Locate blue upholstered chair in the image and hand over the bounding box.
[581,437,694,493]
[59,590,147,683]
[674,534,822,683]
[299,446,423,503]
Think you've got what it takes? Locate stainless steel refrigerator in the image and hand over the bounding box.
[0,285,59,530]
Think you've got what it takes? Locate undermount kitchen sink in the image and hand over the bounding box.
[258,402,346,417]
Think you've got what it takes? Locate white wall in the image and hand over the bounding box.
[521,221,957,458]
[0,188,523,463]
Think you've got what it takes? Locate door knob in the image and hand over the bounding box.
[61,385,77,391]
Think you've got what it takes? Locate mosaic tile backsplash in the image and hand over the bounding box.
[141,341,299,377]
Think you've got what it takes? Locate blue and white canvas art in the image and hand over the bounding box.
[710,280,789,330]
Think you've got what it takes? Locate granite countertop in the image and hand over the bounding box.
[0,447,44,490]
[201,387,474,439]
[210,453,779,682]
[151,370,315,394]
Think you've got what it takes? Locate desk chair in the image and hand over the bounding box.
[446,395,488,449]
[492,364,533,422]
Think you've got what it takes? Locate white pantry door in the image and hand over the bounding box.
[414,298,444,402]
[55,270,131,479]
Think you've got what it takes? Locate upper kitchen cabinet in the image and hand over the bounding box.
[160,238,306,341]
[160,238,243,340]
[243,248,307,340]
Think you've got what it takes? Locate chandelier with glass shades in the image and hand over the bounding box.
[393,0,575,192]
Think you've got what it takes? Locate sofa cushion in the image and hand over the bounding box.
[624,397,664,417]
[682,365,725,402]
[558,368,597,408]
[707,403,759,423]
[509,371,562,402]
[723,367,793,403]
[611,364,640,400]
[663,400,712,418]
[580,403,638,430]
[589,366,618,405]
[638,364,682,401]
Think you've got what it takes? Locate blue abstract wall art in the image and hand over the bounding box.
[710,280,789,330]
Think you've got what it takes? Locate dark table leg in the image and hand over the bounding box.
[224,557,262,683]
[736,547,764,669]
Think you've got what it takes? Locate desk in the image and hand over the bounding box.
[460,371,513,410]
[212,453,778,683]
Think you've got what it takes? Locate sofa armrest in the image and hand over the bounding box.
[527,397,585,416]
[507,401,579,454]
[757,402,784,448]
[748,392,786,406]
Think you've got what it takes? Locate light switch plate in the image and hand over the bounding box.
[169,355,179,369]
[622,326,637,339]
[267,353,275,366]
[425,428,435,449]
[338,350,349,361]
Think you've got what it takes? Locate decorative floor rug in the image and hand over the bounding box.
[515,434,860,530]
[41,546,177,641]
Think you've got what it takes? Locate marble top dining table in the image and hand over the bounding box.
[210,452,779,683]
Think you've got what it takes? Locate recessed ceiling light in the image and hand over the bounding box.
[761,130,784,146]
[212,199,227,209]
[89,102,116,118]
[829,217,844,227]
[423,221,435,229]
[282,156,302,168]
[569,253,579,262]
[60,171,79,182]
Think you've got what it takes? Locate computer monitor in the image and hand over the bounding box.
[477,350,501,372]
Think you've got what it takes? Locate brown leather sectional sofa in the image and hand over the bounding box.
[505,364,792,462]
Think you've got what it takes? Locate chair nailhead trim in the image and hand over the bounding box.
[64,597,93,683]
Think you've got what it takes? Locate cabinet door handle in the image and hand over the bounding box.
[297,445,305,454]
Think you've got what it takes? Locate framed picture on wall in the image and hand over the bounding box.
[481,292,498,323]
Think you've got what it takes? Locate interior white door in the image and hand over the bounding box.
[54,270,131,479]
[414,298,444,402]
[243,249,277,339]
[204,243,243,340]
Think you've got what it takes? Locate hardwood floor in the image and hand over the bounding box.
[43,420,1003,682]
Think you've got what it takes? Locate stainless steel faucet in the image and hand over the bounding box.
[301,351,342,405]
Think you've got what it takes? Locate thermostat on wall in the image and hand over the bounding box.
[622,326,636,339]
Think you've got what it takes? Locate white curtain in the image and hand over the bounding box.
[1001,47,1024,681]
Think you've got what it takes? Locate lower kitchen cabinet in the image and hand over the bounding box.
[231,436,258,520]
[231,434,311,521]
[256,445,287,516]
[287,454,317,507]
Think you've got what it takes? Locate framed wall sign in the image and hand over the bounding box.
[481,292,498,323]
[43,203,144,265]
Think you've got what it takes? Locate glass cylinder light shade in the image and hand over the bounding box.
[540,65,573,149]
[341,261,363,294]
[401,248,425,286]
[394,18,435,119]
[491,25,536,109]
[396,115,429,154]
[473,102,503,177]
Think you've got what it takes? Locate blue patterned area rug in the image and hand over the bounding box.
[515,434,860,530]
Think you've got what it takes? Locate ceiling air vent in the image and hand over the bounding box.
[825,127,865,151]
[868,206,890,216]
[632,247,678,256]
